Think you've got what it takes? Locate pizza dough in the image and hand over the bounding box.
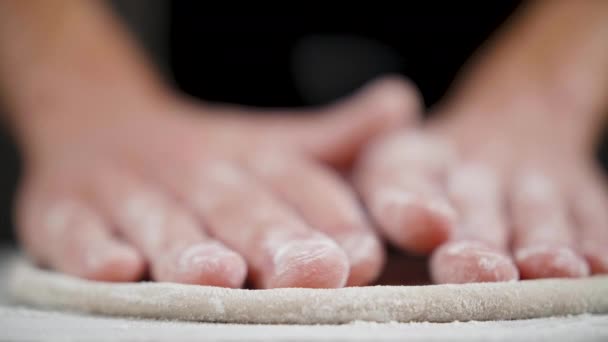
[9,260,608,324]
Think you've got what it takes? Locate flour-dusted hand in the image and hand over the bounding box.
[356,106,608,283]
[14,76,421,288]
[354,0,608,283]
[0,2,420,288]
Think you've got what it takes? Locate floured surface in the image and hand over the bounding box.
[1,246,608,341]
[2,307,608,342]
[7,257,608,324]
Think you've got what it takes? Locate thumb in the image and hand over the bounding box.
[270,75,423,166]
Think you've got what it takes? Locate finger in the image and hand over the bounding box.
[354,131,457,254]
[511,169,589,278]
[90,169,247,287]
[570,169,608,274]
[17,193,145,282]
[430,163,518,284]
[253,76,422,166]
[163,161,350,289]
[247,153,385,286]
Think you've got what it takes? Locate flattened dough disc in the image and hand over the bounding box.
[9,260,608,324]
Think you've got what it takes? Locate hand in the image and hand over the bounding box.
[16,77,419,288]
[355,95,608,283]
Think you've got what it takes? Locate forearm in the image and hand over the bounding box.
[441,0,608,141]
[0,0,172,151]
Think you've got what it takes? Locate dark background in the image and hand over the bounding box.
[1,1,606,242]
[169,3,521,108]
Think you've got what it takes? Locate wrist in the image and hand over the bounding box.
[432,0,608,155]
[0,0,179,164]
[11,83,179,165]
[433,51,605,156]
[432,75,599,157]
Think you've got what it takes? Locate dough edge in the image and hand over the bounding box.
[8,259,608,324]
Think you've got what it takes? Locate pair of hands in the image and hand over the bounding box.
[16,76,608,288]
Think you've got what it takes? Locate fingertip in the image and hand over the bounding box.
[585,251,608,274]
[358,75,423,127]
[265,239,349,289]
[583,243,608,274]
[515,245,590,279]
[339,233,386,286]
[82,243,146,282]
[155,242,248,288]
[431,241,519,284]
